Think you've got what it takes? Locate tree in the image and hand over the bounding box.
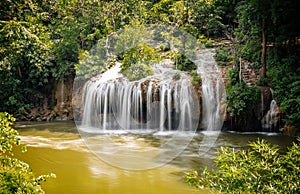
[249,0,273,79]
[0,0,53,114]
[235,0,300,126]
[0,112,55,193]
[186,138,300,193]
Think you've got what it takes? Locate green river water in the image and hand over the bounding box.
[14,122,293,194]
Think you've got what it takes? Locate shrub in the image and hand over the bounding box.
[186,138,300,194]
[226,68,260,117]
[122,63,154,81]
[0,112,55,193]
[268,56,300,127]
[176,52,197,72]
[172,72,181,80]
[190,70,202,86]
[214,47,232,66]
[198,35,213,48]
[120,44,160,72]
[75,48,108,80]
[257,77,270,86]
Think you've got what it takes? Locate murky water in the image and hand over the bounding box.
[15,122,293,194]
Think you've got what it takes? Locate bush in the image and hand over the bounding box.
[120,44,160,72]
[122,63,154,81]
[0,112,55,193]
[172,72,181,80]
[257,77,270,86]
[186,138,300,194]
[176,52,197,72]
[214,47,232,66]
[190,70,202,86]
[239,42,261,68]
[226,68,260,117]
[75,48,109,80]
[268,56,300,127]
[198,35,213,48]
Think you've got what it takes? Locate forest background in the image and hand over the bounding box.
[0,0,299,128]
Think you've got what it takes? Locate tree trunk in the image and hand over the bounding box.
[261,18,266,78]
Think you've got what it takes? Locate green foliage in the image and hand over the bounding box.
[0,112,18,156]
[256,77,269,86]
[172,72,181,81]
[169,51,200,85]
[75,47,111,80]
[122,63,154,81]
[119,43,158,82]
[234,0,300,127]
[116,34,158,81]
[190,70,201,86]
[51,15,79,79]
[0,0,298,126]
[268,56,300,127]
[176,52,196,72]
[121,44,159,72]
[214,47,232,66]
[0,112,55,193]
[226,69,260,117]
[0,0,60,115]
[239,42,261,69]
[198,35,213,48]
[186,138,300,194]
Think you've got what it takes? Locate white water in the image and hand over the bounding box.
[196,49,224,131]
[61,79,65,108]
[80,49,224,132]
[262,99,278,131]
[261,88,279,131]
[81,62,197,132]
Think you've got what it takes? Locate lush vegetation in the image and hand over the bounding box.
[233,0,300,127]
[0,1,299,192]
[0,112,54,193]
[214,47,232,66]
[186,138,300,193]
[0,0,299,127]
[225,68,261,128]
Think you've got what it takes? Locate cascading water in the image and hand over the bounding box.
[80,62,198,132]
[261,90,279,131]
[196,49,224,131]
[74,25,226,170]
[80,49,224,132]
[60,79,65,108]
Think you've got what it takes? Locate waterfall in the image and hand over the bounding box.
[79,49,224,132]
[262,97,279,131]
[196,49,224,131]
[60,79,65,108]
[80,70,197,132]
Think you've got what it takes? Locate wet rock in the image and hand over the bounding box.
[282,124,297,137]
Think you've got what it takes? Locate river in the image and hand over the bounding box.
[15,121,293,194]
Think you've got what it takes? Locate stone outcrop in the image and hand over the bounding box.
[18,77,74,121]
[53,78,74,120]
[219,59,282,132]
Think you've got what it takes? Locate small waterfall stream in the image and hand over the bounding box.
[60,79,65,108]
[261,89,279,131]
[196,49,224,131]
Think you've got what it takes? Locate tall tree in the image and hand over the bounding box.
[0,0,53,113]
